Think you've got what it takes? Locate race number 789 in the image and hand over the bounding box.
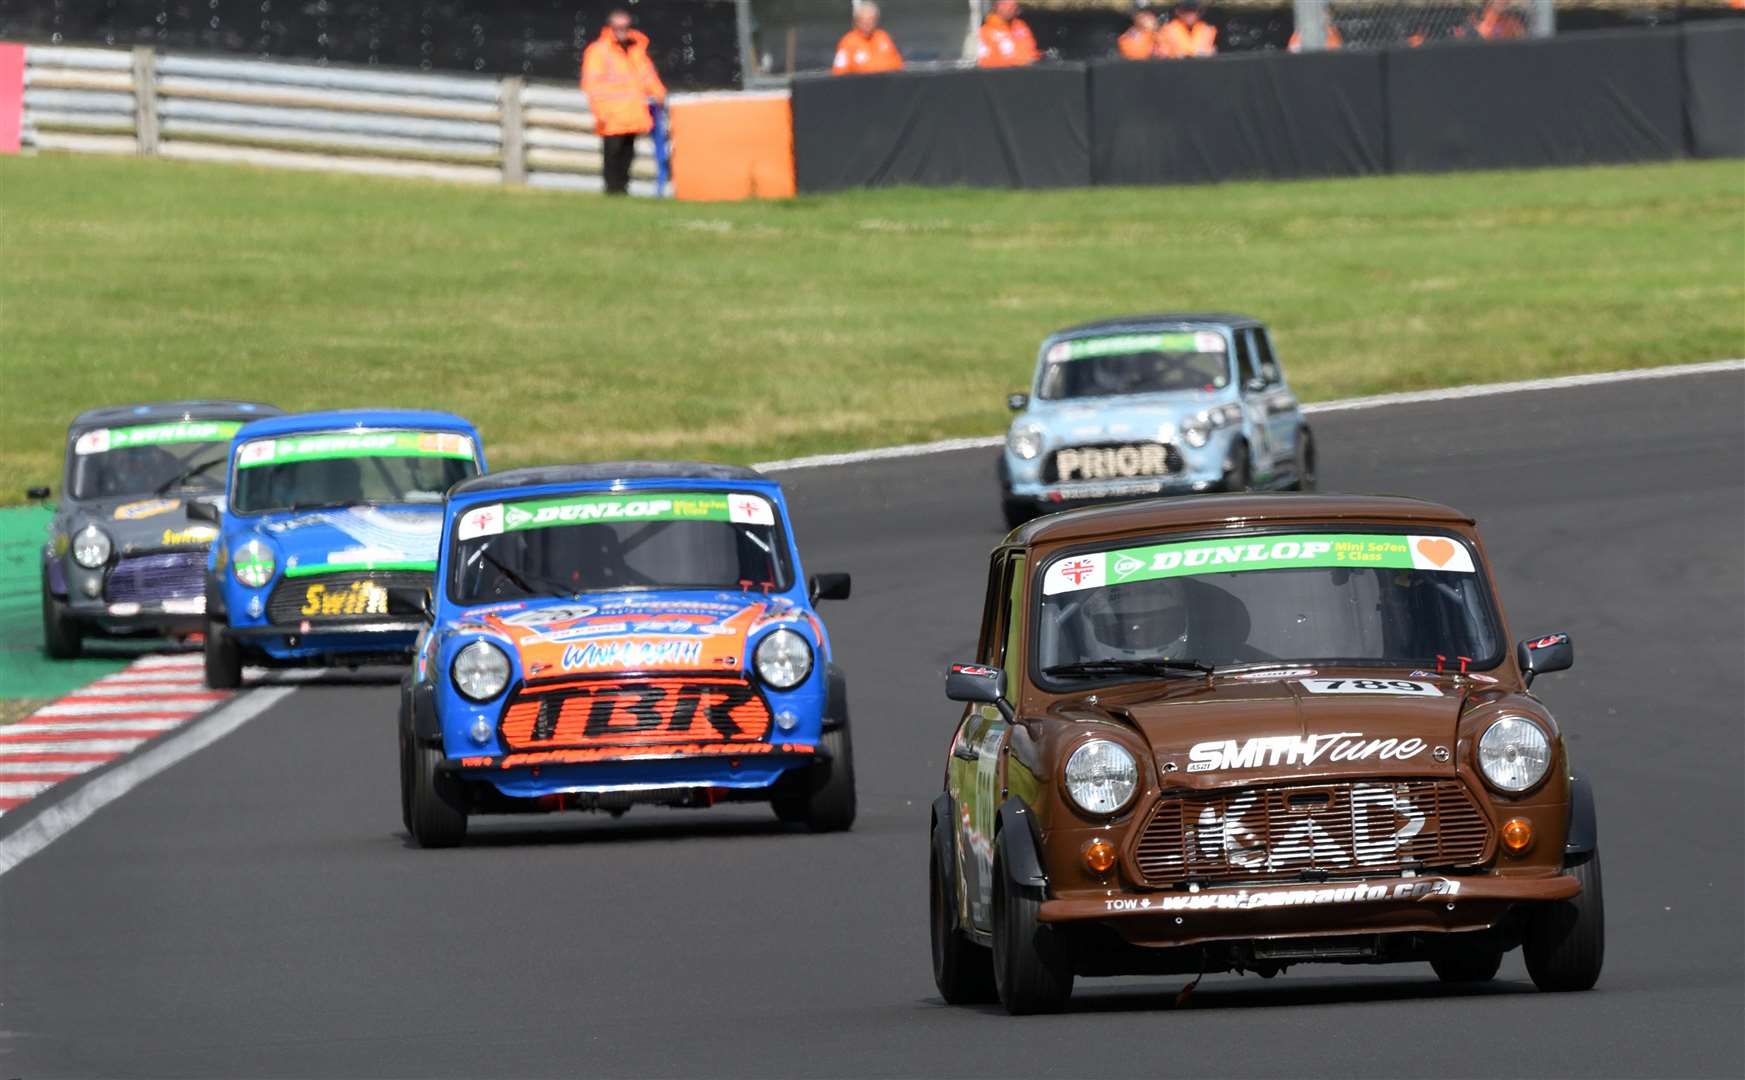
[1299,678,1442,696]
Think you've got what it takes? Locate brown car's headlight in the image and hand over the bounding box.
[1478,716,1551,793]
[1064,739,1139,815]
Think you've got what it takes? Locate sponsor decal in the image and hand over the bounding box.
[1187,732,1428,772]
[457,503,504,541]
[75,421,242,456]
[113,498,181,521]
[1526,633,1569,651]
[1054,443,1171,482]
[1044,554,1106,595]
[497,742,812,768]
[1298,678,1442,697]
[1044,532,1476,595]
[561,639,704,671]
[728,493,775,526]
[1232,667,1317,680]
[500,604,598,627]
[1057,332,1220,361]
[284,559,433,579]
[502,677,771,747]
[1102,878,1460,913]
[300,580,389,617]
[951,663,1001,679]
[234,430,475,469]
[489,492,774,533]
[160,525,216,546]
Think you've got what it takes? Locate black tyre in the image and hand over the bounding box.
[772,725,857,832]
[1221,441,1252,493]
[397,699,415,834]
[203,618,242,689]
[991,836,1073,1014]
[1001,495,1034,532]
[1287,429,1317,492]
[1524,850,1605,992]
[41,576,82,660]
[930,818,997,1005]
[408,742,467,848]
[1431,944,1504,983]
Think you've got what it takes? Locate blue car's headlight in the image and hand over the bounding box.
[452,640,512,702]
[755,629,813,690]
[231,538,275,587]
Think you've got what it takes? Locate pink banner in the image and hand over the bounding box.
[0,43,23,154]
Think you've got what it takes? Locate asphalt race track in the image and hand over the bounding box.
[3,371,1742,1078]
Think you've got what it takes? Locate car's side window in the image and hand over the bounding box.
[976,552,1007,666]
[1253,329,1282,386]
[1234,330,1262,392]
[999,555,1027,706]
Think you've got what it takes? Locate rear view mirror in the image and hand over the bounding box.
[1007,392,1029,412]
[809,572,851,603]
[26,486,50,501]
[946,662,1012,720]
[186,500,221,524]
[1516,632,1573,687]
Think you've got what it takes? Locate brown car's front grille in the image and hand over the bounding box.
[266,570,430,624]
[498,675,772,752]
[1133,779,1491,886]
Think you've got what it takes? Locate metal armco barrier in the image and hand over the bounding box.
[19,44,660,195]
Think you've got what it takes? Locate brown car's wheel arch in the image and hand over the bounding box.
[991,834,1073,1015]
[930,814,996,1005]
[1524,850,1605,992]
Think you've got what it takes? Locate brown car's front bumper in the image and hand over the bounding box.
[1039,873,1580,948]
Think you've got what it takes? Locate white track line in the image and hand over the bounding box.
[0,685,296,876]
[751,359,1745,473]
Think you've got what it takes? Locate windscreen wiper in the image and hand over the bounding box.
[1044,658,1215,680]
[474,547,579,601]
[153,458,222,495]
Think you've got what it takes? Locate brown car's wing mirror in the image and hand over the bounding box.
[946,662,1013,721]
[1516,632,1573,687]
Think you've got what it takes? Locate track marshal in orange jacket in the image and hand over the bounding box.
[977,0,1040,67]
[580,8,668,195]
[834,2,904,75]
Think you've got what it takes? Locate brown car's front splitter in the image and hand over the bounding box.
[1038,873,1581,948]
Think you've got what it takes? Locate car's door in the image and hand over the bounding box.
[1251,328,1301,467]
[1232,329,1276,473]
[949,548,1026,931]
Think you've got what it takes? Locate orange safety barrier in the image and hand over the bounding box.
[668,92,795,201]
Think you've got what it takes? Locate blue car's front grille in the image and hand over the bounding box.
[1045,441,1182,485]
[266,570,431,624]
[104,552,205,605]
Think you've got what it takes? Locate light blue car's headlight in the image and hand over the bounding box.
[1008,421,1044,460]
[1182,403,1244,448]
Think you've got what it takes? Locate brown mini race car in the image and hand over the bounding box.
[931,494,1602,1014]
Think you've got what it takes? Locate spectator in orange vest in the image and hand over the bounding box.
[833,2,903,75]
[1118,8,1161,60]
[1287,23,1343,51]
[1158,0,1217,58]
[977,0,1040,67]
[580,8,667,196]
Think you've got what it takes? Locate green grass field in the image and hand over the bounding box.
[2,154,1741,499]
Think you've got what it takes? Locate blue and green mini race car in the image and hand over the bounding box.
[199,409,485,687]
[396,462,854,847]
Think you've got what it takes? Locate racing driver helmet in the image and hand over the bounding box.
[1083,576,1191,660]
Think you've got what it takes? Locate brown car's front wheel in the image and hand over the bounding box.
[991,834,1073,1015]
[1524,850,1605,992]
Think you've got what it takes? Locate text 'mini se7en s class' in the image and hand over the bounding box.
[1000,314,1313,529]
[396,462,855,847]
[34,400,283,658]
[198,409,485,688]
[931,494,1601,1014]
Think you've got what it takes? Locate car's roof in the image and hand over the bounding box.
[451,461,767,498]
[1047,313,1263,340]
[235,408,478,439]
[1016,494,1475,547]
[69,400,282,433]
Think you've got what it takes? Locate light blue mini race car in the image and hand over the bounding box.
[999,314,1315,529]
[197,409,486,687]
[396,462,855,848]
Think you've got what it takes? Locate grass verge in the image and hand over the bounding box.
[2,154,1742,498]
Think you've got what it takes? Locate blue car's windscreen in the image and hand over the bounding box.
[230,430,478,514]
[68,421,243,500]
[448,490,791,605]
[1039,331,1231,401]
[1035,532,1504,680]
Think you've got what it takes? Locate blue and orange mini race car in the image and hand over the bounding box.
[396,462,854,847]
[198,409,486,687]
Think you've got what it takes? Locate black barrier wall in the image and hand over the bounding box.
[793,25,1738,194]
[1385,29,1686,172]
[1089,50,1387,186]
[1682,21,1745,158]
[792,65,1090,192]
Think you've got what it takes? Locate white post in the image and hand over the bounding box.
[499,75,525,185]
[131,46,158,155]
[1528,0,1555,38]
[1292,0,1328,50]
